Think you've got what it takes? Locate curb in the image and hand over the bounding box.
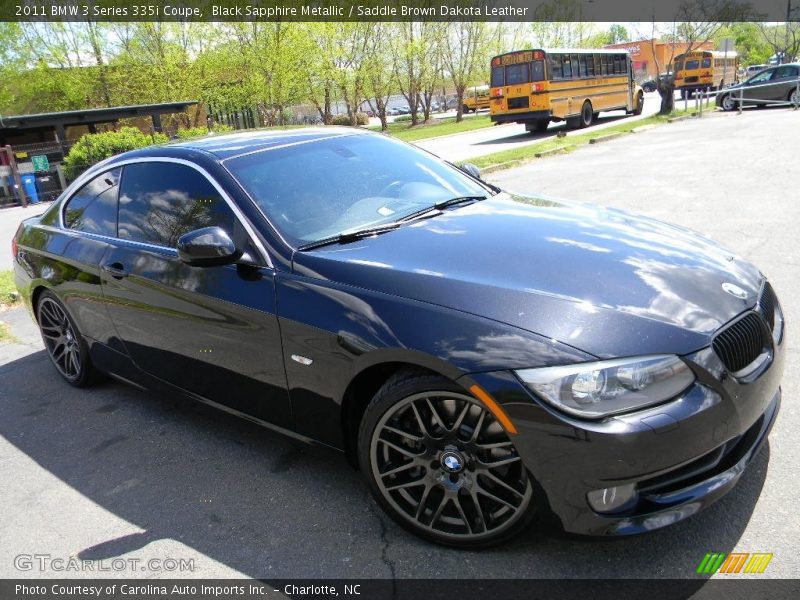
[588,132,624,144]
[631,124,656,133]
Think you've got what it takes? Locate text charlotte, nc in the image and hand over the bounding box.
[211,4,529,18]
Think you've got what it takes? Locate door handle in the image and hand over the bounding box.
[101,262,128,279]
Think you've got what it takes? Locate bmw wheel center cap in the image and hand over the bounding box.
[440,450,465,473]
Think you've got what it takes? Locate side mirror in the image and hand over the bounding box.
[460,163,482,180]
[177,226,242,267]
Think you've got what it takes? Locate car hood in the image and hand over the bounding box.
[292,194,763,359]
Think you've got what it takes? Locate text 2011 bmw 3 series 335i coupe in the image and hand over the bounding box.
[13,129,783,548]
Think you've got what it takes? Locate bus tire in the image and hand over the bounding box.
[579,101,593,128]
[633,91,644,115]
[526,119,549,134]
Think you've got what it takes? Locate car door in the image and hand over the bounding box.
[772,65,799,101]
[743,69,775,102]
[99,159,292,428]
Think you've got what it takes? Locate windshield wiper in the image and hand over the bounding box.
[398,195,488,223]
[298,223,401,251]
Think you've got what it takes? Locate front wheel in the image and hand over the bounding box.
[358,371,537,548]
[36,291,101,387]
[633,91,644,115]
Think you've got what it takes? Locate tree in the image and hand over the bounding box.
[756,20,800,65]
[364,24,397,131]
[392,22,443,125]
[443,22,491,123]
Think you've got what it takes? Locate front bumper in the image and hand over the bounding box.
[464,331,784,536]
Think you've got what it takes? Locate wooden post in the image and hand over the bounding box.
[4,145,28,208]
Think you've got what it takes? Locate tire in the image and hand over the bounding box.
[527,119,549,134]
[462,105,471,114]
[633,91,644,115]
[788,88,800,107]
[36,291,101,387]
[579,101,593,128]
[721,94,738,112]
[358,370,537,548]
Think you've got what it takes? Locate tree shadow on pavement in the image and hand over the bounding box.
[0,348,769,581]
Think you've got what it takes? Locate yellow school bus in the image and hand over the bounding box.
[673,50,739,97]
[462,86,491,112]
[489,48,643,133]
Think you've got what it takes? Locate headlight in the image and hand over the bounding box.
[772,300,785,345]
[516,355,695,419]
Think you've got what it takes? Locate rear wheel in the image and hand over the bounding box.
[526,119,549,134]
[788,88,800,107]
[358,371,537,548]
[36,291,101,387]
[579,101,594,128]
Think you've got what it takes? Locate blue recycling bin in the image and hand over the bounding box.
[20,174,40,204]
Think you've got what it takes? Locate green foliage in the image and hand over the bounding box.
[394,114,413,122]
[175,124,234,139]
[330,114,355,126]
[62,127,168,180]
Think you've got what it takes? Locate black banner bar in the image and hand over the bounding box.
[0,0,797,23]
[1,579,800,600]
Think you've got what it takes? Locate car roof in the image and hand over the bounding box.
[160,127,369,160]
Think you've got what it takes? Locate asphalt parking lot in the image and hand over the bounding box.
[0,107,797,580]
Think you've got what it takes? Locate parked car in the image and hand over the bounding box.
[744,64,769,78]
[717,63,800,110]
[640,79,657,93]
[14,129,784,548]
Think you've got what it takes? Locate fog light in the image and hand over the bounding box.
[587,483,639,514]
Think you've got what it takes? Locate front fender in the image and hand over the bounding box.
[276,273,593,448]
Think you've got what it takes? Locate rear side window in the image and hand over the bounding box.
[63,168,121,236]
[118,162,235,248]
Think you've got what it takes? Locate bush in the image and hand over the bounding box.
[330,114,354,126]
[63,127,168,180]
[394,114,413,122]
[329,112,369,127]
[175,124,234,139]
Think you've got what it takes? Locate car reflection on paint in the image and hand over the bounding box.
[13,128,783,547]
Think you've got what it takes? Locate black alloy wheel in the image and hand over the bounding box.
[359,372,536,548]
[37,292,99,387]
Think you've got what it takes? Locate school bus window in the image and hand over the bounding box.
[587,54,595,76]
[578,55,588,77]
[548,54,562,79]
[531,60,545,82]
[506,62,529,85]
[561,54,572,79]
[602,55,610,75]
[702,58,712,68]
[686,59,700,70]
[675,60,684,71]
[491,66,503,87]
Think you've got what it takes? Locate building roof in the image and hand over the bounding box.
[0,101,197,131]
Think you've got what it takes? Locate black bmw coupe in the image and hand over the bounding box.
[13,129,783,547]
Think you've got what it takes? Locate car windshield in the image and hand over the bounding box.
[225,133,489,247]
